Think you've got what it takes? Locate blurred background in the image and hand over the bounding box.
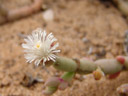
[0,0,128,96]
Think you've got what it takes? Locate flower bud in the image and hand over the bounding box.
[93,67,105,80]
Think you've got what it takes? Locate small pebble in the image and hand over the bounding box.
[87,47,93,55]
[43,9,54,22]
[82,37,88,43]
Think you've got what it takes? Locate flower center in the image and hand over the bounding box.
[36,44,40,48]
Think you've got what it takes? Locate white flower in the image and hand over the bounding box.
[22,28,60,66]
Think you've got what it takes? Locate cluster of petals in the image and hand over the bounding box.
[22,28,60,66]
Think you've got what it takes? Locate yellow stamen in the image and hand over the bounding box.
[36,44,40,48]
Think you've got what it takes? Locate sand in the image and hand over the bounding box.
[0,0,128,96]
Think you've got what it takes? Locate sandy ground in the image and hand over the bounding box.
[0,0,128,96]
